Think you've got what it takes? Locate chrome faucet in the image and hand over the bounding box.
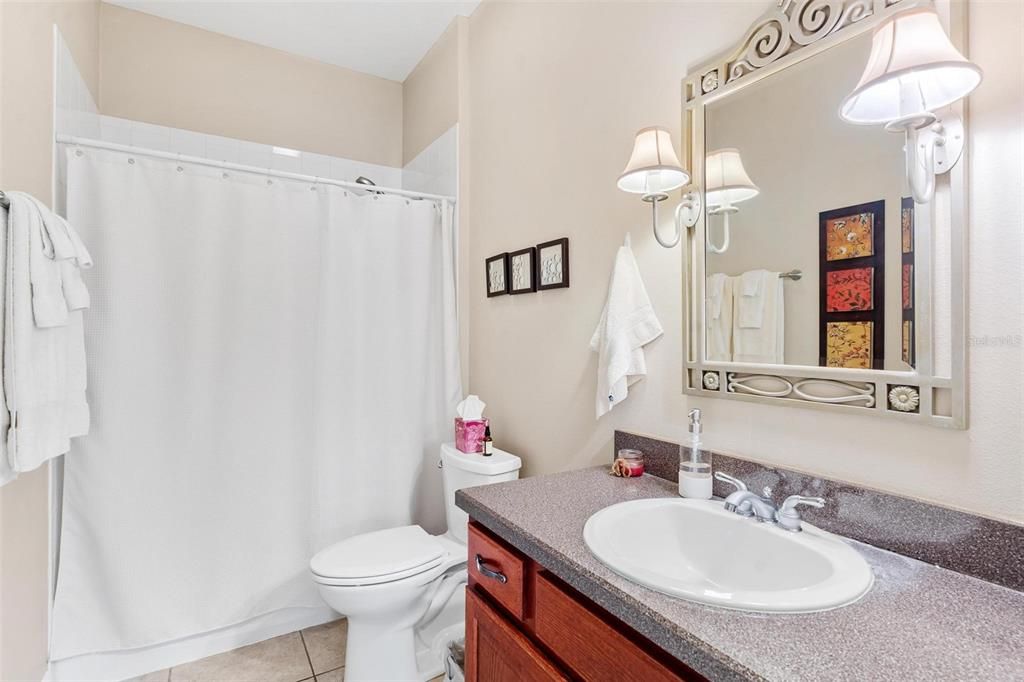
[715,471,772,520]
[774,495,826,532]
[714,471,826,531]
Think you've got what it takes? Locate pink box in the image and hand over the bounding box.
[455,417,489,454]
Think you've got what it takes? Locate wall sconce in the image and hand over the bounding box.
[840,8,982,204]
[617,127,700,248]
[704,148,759,254]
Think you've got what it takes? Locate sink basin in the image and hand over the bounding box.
[583,497,873,613]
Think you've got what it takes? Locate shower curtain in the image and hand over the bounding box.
[50,147,461,661]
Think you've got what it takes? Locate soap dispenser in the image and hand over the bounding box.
[679,408,712,499]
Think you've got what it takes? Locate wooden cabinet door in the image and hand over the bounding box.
[465,588,567,682]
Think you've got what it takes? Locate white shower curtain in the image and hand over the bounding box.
[50,147,460,661]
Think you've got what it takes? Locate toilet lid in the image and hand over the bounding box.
[310,525,445,583]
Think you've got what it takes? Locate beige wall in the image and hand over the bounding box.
[401,15,470,386]
[0,2,100,678]
[466,1,1024,523]
[403,17,462,165]
[99,3,404,167]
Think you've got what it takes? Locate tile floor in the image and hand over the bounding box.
[126,619,447,682]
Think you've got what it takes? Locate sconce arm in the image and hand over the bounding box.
[886,112,965,204]
[706,208,732,254]
[643,194,681,248]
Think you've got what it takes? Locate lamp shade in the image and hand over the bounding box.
[617,127,689,195]
[840,8,982,124]
[705,148,758,207]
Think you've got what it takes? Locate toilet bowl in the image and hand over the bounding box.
[311,443,521,682]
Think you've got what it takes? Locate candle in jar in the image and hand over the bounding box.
[618,449,644,477]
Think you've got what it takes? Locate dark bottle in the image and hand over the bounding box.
[482,426,493,456]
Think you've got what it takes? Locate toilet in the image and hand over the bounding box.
[310,443,521,682]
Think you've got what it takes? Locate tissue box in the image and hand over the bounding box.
[455,418,489,454]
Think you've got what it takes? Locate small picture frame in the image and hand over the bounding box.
[508,247,537,294]
[485,253,509,297]
[536,237,570,290]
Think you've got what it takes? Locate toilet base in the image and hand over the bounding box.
[341,584,465,682]
[343,617,419,682]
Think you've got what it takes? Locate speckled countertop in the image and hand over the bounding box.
[456,467,1024,682]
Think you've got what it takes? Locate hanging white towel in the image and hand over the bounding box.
[732,271,784,364]
[706,273,733,362]
[737,269,773,329]
[25,193,93,313]
[3,192,91,477]
[0,206,11,488]
[590,234,663,418]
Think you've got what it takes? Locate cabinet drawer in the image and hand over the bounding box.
[534,572,692,682]
[467,522,526,620]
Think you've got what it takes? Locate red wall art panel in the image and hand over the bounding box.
[826,267,874,312]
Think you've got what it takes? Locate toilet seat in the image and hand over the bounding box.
[311,525,447,587]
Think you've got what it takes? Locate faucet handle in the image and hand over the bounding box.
[713,471,747,493]
[775,495,826,532]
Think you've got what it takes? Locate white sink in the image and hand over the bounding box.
[583,497,873,613]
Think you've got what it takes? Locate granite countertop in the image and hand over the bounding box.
[456,467,1024,681]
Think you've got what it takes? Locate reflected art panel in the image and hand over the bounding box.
[825,321,873,369]
[902,263,913,310]
[825,212,875,261]
[902,320,914,365]
[826,267,874,312]
[902,203,914,254]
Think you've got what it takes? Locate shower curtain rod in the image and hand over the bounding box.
[55,135,457,204]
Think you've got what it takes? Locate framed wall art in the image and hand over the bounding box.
[508,247,537,294]
[901,197,916,367]
[819,200,885,369]
[536,237,570,290]
[486,253,509,297]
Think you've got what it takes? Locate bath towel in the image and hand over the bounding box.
[737,269,773,329]
[2,192,91,478]
[706,273,733,362]
[22,193,92,325]
[590,234,663,418]
[732,271,784,364]
[0,206,10,487]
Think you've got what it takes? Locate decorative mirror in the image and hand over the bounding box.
[681,0,967,427]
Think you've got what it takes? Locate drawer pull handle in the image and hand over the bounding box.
[475,554,508,584]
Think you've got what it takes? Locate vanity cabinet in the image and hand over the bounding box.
[465,521,702,681]
[465,589,567,682]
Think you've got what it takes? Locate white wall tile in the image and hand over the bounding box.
[54,28,98,141]
[269,153,302,174]
[235,142,273,170]
[87,116,408,192]
[169,128,208,159]
[300,152,332,179]
[99,117,133,145]
[205,135,241,164]
[130,121,172,153]
[402,125,458,197]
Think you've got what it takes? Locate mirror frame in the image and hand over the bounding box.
[680,0,968,428]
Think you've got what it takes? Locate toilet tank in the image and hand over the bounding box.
[441,442,521,544]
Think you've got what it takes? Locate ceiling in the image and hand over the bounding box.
[103,0,479,82]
